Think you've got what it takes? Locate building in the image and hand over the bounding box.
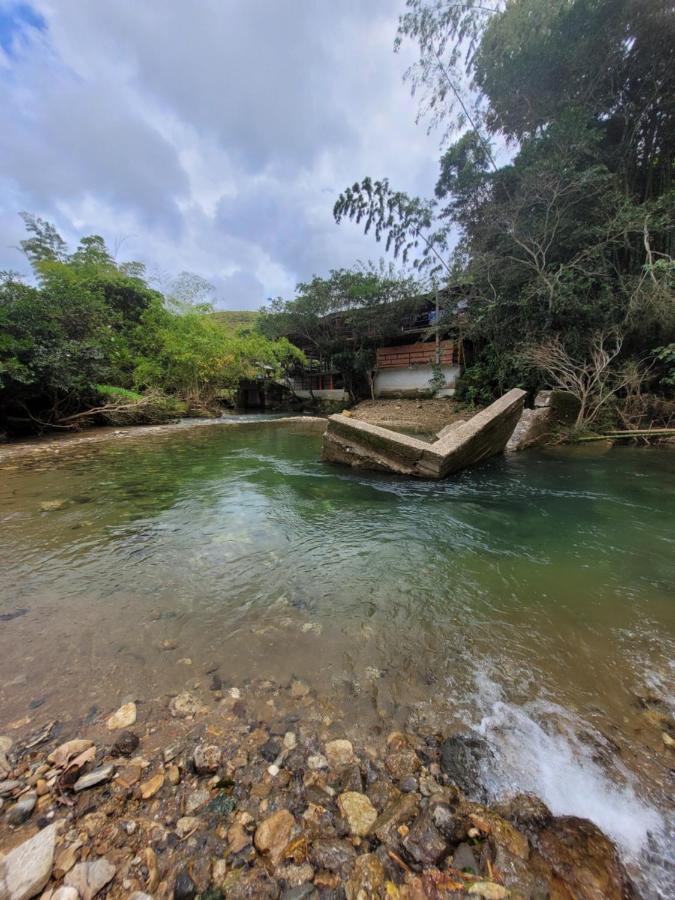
[285,294,465,401]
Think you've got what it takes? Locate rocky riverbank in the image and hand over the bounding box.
[0,677,638,900]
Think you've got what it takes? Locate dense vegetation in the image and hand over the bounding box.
[0,216,303,437]
[331,0,674,424]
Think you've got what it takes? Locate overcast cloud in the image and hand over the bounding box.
[0,0,438,309]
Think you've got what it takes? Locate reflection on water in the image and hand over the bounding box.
[0,424,673,892]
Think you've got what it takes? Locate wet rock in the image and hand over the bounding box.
[73,763,114,792]
[331,763,363,794]
[40,499,66,511]
[337,791,377,836]
[227,811,254,854]
[400,775,418,793]
[307,754,327,770]
[139,771,164,799]
[281,886,318,900]
[255,809,296,865]
[462,802,529,859]
[184,786,210,814]
[193,742,222,774]
[495,792,552,836]
[174,867,197,900]
[261,739,282,763]
[372,792,420,845]
[176,815,201,838]
[7,792,36,826]
[345,853,386,900]
[325,739,354,767]
[385,733,421,780]
[64,858,116,899]
[0,822,57,900]
[111,730,140,757]
[167,763,181,784]
[452,842,479,873]
[367,779,401,812]
[290,679,310,699]
[223,866,280,898]
[106,701,137,730]
[401,808,448,865]
[533,815,636,900]
[309,838,357,876]
[440,733,492,799]
[169,691,207,718]
[277,863,314,887]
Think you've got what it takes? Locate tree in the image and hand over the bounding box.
[334,0,675,409]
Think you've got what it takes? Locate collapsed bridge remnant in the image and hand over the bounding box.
[321,389,527,479]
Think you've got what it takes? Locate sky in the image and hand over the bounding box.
[0,0,440,309]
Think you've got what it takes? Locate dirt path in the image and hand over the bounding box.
[349,398,470,435]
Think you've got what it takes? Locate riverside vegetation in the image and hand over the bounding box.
[0,215,304,439]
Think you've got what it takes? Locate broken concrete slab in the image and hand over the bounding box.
[322,389,526,479]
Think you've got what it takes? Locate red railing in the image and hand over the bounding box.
[376,340,455,369]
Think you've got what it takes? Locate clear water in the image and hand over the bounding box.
[0,423,673,894]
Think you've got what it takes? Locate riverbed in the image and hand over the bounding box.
[0,421,673,895]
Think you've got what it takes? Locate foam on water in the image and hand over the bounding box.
[469,673,673,897]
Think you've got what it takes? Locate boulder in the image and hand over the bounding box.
[440,733,492,800]
[401,808,448,865]
[533,815,636,899]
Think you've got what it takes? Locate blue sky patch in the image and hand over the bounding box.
[0,3,45,55]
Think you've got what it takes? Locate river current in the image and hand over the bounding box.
[0,420,673,895]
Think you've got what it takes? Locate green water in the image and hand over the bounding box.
[0,421,673,887]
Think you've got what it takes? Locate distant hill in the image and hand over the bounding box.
[212,310,259,332]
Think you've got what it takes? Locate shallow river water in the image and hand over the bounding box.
[0,420,673,894]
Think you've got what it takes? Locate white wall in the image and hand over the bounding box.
[374,365,460,398]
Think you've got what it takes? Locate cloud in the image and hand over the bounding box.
[0,0,437,309]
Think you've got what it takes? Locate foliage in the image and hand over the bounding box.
[335,0,675,417]
[259,264,420,398]
[0,218,302,435]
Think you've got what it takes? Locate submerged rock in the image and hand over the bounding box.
[106,701,137,730]
[192,742,222,774]
[0,823,57,900]
[169,691,207,718]
[111,730,139,757]
[440,733,492,799]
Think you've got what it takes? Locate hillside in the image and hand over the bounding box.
[212,310,259,332]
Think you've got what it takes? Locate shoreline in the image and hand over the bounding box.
[0,678,639,900]
[0,416,328,467]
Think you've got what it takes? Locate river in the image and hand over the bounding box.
[0,420,673,895]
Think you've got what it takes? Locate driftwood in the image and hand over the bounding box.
[575,429,675,442]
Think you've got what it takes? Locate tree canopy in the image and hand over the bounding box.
[0,216,303,436]
[335,0,674,407]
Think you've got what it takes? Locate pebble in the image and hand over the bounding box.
[52,888,80,900]
[7,792,37,825]
[0,823,57,900]
[106,701,137,730]
[74,764,115,792]
[167,763,181,784]
[111,730,140,757]
[0,779,22,797]
[192,743,222,774]
[169,692,206,718]
[307,754,328,770]
[325,739,355,767]
[176,816,201,838]
[254,809,296,865]
[337,791,378,836]
[173,867,197,900]
[139,771,164,799]
[185,786,210,814]
[48,738,94,768]
[290,679,309,698]
[65,858,116,900]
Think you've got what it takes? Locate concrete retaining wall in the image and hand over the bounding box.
[374,365,460,398]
